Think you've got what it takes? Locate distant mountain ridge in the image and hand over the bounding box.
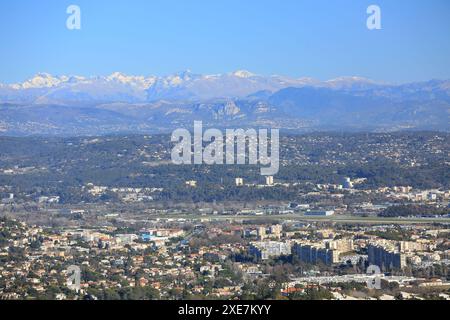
[0,71,449,135]
[0,71,390,104]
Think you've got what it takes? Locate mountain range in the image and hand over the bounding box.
[0,71,449,135]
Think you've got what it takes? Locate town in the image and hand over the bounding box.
[1,215,449,300]
[0,132,449,300]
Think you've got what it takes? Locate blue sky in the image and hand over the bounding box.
[0,0,449,83]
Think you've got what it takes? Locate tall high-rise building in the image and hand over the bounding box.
[367,244,407,270]
[326,239,354,252]
[257,226,266,240]
[292,243,340,266]
[270,225,283,239]
[249,241,291,261]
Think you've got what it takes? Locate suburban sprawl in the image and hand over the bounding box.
[0,132,449,300]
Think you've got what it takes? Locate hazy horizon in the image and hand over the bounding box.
[2,69,450,87]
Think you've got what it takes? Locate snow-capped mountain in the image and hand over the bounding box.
[0,71,448,135]
[0,70,383,104]
[14,73,65,89]
[324,76,381,91]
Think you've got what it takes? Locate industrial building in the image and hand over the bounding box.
[305,210,335,217]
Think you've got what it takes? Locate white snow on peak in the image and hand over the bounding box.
[326,76,374,84]
[105,72,156,89]
[0,71,384,100]
[232,70,257,78]
[20,73,63,89]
